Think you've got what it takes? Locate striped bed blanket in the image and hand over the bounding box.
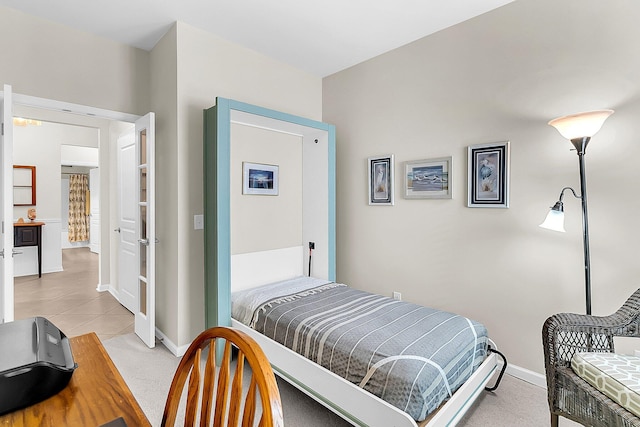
[232,277,488,421]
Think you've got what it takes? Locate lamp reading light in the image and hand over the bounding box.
[541,109,614,315]
[539,201,565,232]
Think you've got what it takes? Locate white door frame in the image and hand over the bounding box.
[3,91,155,344]
[1,84,14,323]
[12,93,139,123]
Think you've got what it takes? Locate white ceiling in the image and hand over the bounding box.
[1,0,515,77]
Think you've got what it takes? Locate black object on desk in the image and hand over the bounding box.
[0,317,76,415]
[100,417,128,427]
[14,221,44,278]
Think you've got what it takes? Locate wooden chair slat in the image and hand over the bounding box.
[213,341,232,426]
[243,377,258,426]
[184,348,202,427]
[228,352,245,425]
[200,339,217,427]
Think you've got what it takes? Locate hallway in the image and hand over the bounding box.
[14,247,133,341]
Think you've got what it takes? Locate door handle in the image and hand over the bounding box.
[0,249,21,257]
[114,227,121,233]
[138,238,149,246]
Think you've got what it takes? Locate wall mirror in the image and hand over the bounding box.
[13,165,36,206]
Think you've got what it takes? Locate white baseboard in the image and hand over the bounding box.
[97,288,186,359]
[96,282,109,292]
[14,266,64,277]
[155,328,190,357]
[13,255,64,277]
[503,362,547,389]
[107,287,119,302]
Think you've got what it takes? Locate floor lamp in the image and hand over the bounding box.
[539,109,614,315]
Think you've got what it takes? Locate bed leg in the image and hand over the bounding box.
[484,347,508,392]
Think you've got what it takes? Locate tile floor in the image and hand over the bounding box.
[14,247,133,342]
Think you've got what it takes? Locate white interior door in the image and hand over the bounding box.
[117,113,155,348]
[117,131,137,313]
[89,168,100,254]
[133,113,155,348]
[1,84,14,323]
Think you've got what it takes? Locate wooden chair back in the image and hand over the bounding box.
[161,326,283,427]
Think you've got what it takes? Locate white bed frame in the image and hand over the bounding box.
[231,247,498,427]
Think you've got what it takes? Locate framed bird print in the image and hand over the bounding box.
[368,155,394,205]
[467,141,510,208]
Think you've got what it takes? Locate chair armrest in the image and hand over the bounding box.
[543,288,640,370]
[543,313,614,369]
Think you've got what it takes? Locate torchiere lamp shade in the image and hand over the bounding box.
[548,110,614,140]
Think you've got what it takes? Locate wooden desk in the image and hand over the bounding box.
[14,222,44,278]
[0,333,151,427]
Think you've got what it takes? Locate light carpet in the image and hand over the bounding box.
[103,334,555,426]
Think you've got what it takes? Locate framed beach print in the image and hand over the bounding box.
[242,162,279,195]
[404,157,451,199]
[368,155,394,205]
[467,141,510,208]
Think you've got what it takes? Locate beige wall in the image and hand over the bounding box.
[149,24,179,349]
[323,0,640,375]
[0,6,149,115]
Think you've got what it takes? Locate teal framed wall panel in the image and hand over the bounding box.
[204,98,336,328]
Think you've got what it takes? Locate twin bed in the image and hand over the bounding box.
[229,248,500,427]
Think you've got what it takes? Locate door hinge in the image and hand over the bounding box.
[1,122,4,136]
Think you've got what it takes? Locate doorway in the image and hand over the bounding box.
[11,118,131,341]
[3,89,155,346]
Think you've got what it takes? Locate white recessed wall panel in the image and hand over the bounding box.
[230,123,303,255]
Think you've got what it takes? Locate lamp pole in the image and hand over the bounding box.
[570,136,592,315]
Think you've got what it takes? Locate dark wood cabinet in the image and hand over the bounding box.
[14,222,44,277]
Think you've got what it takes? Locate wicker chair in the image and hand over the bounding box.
[542,288,640,427]
[162,326,283,427]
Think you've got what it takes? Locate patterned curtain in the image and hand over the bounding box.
[68,174,89,242]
